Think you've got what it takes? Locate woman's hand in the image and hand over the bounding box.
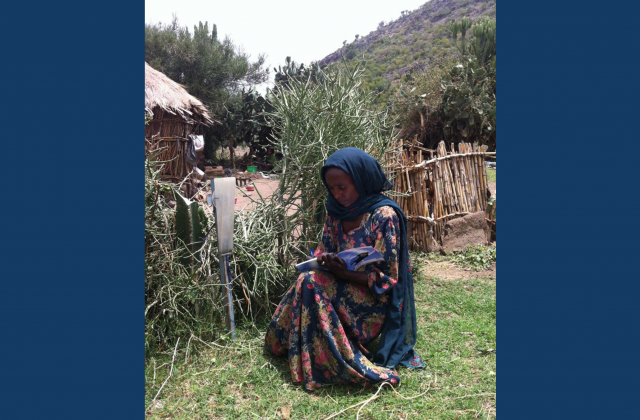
[317,253,372,286]
[317,252,348,277]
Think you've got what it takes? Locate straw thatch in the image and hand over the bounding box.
[145,62,216,126]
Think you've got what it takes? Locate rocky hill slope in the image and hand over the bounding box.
[317,0,496,103]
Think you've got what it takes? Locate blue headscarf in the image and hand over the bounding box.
[321,147,420,369]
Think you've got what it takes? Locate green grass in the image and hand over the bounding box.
[486,168,496,183]
[145,254,496,419]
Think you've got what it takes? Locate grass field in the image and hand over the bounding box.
[145,251,496,419]
[486,168,496,183]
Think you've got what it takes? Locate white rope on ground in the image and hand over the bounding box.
[323,378,434,420]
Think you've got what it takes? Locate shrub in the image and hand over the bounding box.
[145,152,225,355]
[451,244,496,271]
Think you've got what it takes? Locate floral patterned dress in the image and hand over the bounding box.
[265,206,409,390]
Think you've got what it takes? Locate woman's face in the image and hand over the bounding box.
[325,167,360,207]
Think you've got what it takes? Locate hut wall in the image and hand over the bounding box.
[145,107,204,182]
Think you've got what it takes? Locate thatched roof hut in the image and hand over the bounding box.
[145,62,217,188]
[145,62,215,126]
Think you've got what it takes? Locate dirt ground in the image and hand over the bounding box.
[193,176,280,215]
[234,178,280,212]
[418,258,496,281]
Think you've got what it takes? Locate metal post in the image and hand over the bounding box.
[218,253,236,339]
[211,178,237,339]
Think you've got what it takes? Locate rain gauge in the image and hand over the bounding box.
[211,177,237,339]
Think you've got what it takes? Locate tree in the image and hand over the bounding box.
[207,89,275,169]
[273,56,323,90]
[392,17,496,150]
[449,17,473,60]
[145,16,269,160]
[450,17,495,69]
[441,17,496,146]
[146,18,268,110]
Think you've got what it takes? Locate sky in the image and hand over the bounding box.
[145,0,429,92]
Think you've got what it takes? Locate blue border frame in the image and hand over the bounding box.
[2,1,142,418]
[3,0,638,417]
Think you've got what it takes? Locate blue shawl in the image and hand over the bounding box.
[321,147,420,369]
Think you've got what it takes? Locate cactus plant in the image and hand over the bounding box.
[174,191,207,268]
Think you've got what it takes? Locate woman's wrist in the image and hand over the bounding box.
[335,269,369,285]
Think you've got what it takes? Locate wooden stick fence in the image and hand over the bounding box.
[387,140,495,252]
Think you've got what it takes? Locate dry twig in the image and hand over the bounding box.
[152,337,180,402]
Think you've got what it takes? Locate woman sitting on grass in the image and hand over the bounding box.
[265,147,424,390]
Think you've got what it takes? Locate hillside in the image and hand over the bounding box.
[317,0,496,104]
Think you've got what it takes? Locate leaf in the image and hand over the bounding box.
[279,405,291,419]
